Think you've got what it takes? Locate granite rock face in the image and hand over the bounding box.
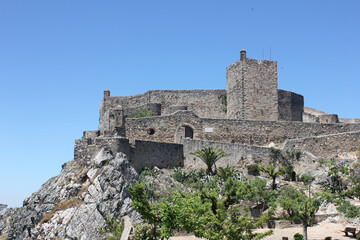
[5,150,138,240]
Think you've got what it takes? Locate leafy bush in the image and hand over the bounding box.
[293,233,303,240]
[247,164,260,176]
[98,216,124,240]
[324,237,332,240]
[336,200,360,218]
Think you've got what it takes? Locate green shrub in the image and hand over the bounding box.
[98,216,124,240]
[293,233,303,240]
[284,164,294,181]
[325,237,332,240]
[247,164,260,176]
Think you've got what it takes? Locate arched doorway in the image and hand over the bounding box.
[175,125,194,143]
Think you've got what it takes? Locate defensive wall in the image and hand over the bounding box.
[74,137,184,172]
[181,138,272,172]
[125,111,360,146]
[100,89,227,120]
[283,131,360,159]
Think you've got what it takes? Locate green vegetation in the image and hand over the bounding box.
[129,173,274,240]
[278,186,322,240]
[190,147,228,175]
[98,216,124,240]
[260,165,285,190]
[170,167,203,184]
[293,233,304,240]
[247,164,260,176]
[126,107,153,118]
[126,144,360,240]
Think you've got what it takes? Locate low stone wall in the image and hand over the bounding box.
[126,111,360,146]
[340,118,360,124]
[181,138,272,174]
[74,137,183,172]
[283,131,360,158]
[74,138,131,163]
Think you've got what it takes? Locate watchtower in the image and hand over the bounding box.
[226,49,279,121]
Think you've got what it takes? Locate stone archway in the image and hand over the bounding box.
[175,125,194,143]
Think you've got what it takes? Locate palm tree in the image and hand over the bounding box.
[190,147,228,175]
[260,165,286,190]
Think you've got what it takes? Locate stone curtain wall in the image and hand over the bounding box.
[227,57,278,121]
[278,90,304,121]
[74,137,183,172]
[181,138,272,173]
[125,111,360,146]
[283,131,360,158]
[131,140,183,172]
[99,89,226,120]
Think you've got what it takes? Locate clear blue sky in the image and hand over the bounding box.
[0,0,359,207]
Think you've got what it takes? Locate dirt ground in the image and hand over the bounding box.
[169,223,353,240]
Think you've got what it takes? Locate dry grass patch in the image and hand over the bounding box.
[39,197,83,224]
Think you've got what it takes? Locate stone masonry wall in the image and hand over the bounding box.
[283,131,360,159]
[226,56,278,121]
[181,138,272,174]
[131,140,183,172]
[124,103,161,117]
[99,89,226,122]
[125,111,360,146]
[278,89,304,121]
[74,137,183,172]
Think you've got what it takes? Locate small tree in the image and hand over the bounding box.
[278,186,322,240]
[260,165,285,190]
[190,147,228,175]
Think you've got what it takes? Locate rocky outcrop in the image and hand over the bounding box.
[6,150,138,240]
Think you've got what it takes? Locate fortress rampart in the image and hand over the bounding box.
[74,50,360,173]
[125,111,360,146]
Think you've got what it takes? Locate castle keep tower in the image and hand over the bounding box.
[226,49,279,121]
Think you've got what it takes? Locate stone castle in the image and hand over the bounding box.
[75,50,360,172]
